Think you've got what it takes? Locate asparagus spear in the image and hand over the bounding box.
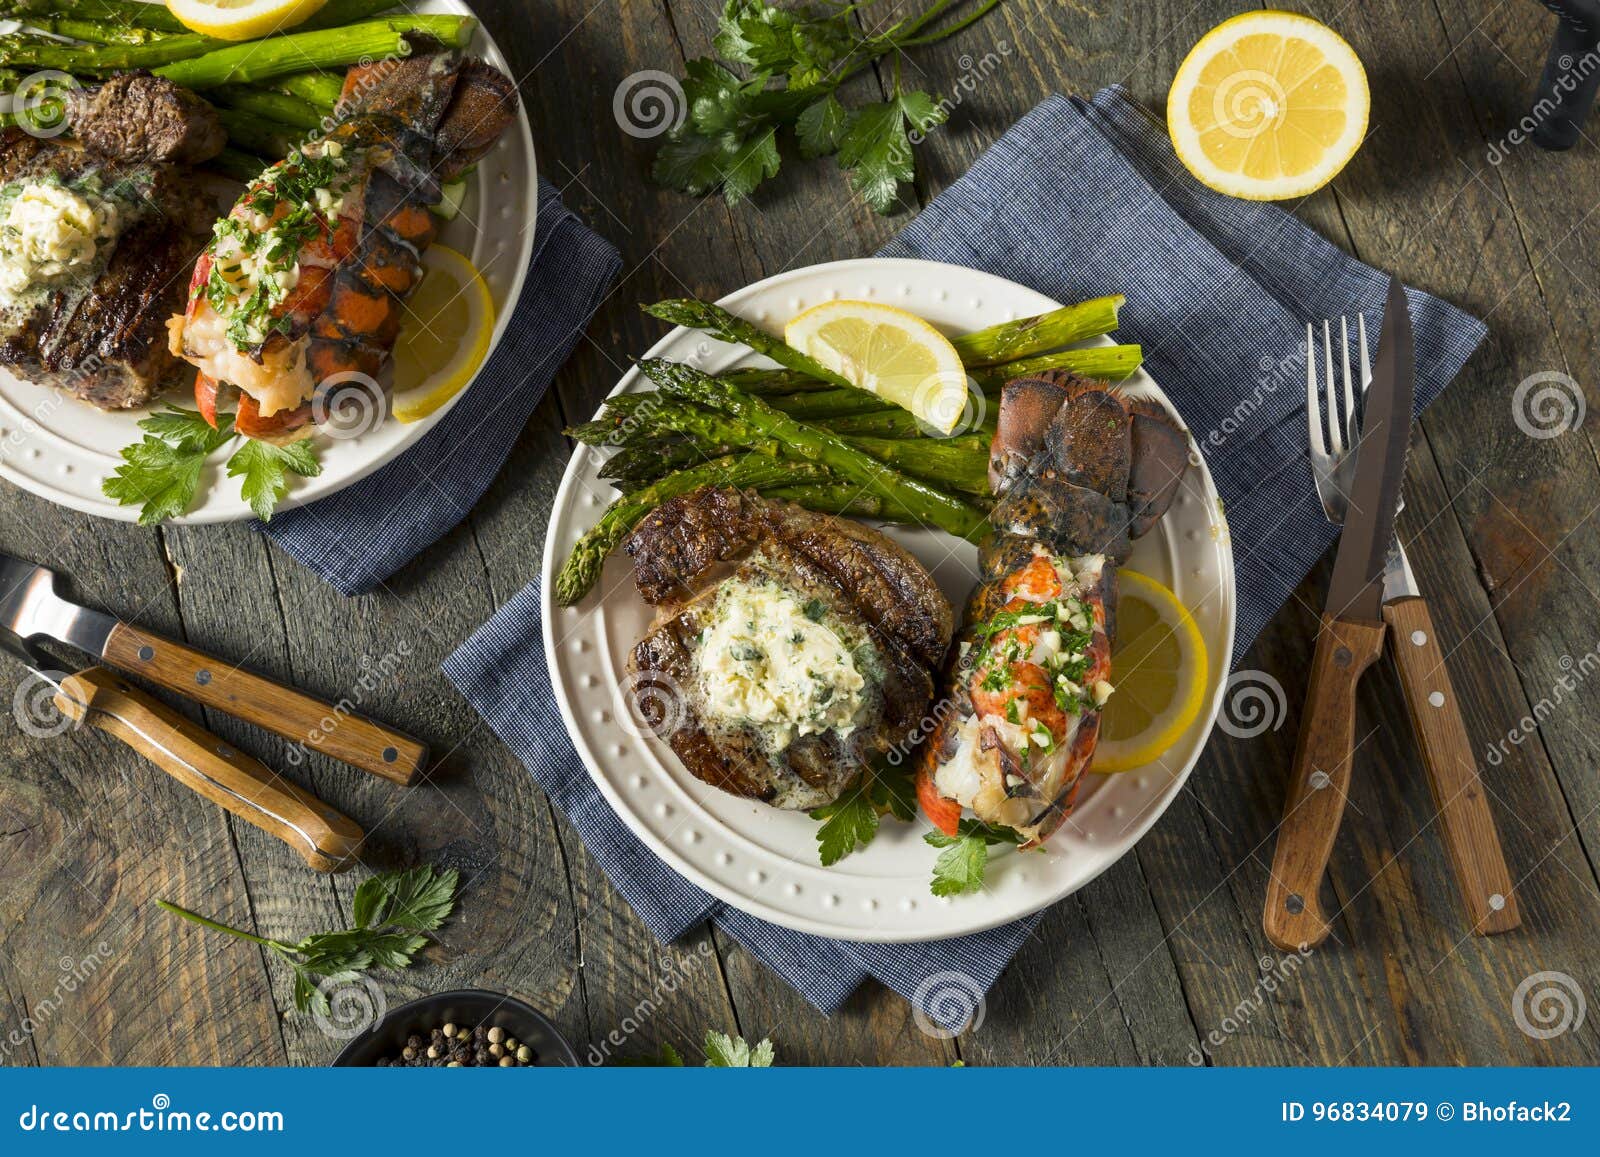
[844,434,989,497]
[215,107,299,159]
[970,343,1143,389]
[206,146,275,183]
[637,359,987,543]
[156,16,475,88]
[643,299,852,388]
[0,30,221,68]
[599,439,733,486]
[952,295,1126,368]
[270,71,345,110]
[212,86,326,132]
[555,453,824,605]
[0,0,187,31]
[722,366,831,394]
[758,484,891,518]
[23,15,174,42]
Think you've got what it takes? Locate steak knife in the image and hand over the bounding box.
[0,553,427,785]
[1263,279,1414,952]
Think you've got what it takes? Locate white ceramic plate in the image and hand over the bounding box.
[0,0,537,523]
[543,259,1236,942]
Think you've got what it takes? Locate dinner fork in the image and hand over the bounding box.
[1306,317,1520,934]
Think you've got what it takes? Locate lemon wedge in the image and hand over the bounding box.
[1094,570,1210,774]
[390,245,496,423]
[166,0,330,39]
[1167,11,1369,201]
[784,300,970,435]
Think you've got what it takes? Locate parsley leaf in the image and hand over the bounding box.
[837,91,948,214]
[226,437,321,522]
[796,93,847,158]
[869,761,919,823]
[157,865,460,1014]
[926,820,1025,897]
[704,1030,775,1067]
[811,788,879,866]
[102,408,234,525]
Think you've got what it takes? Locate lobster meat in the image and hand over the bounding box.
[168,52,517,439]
[915,369,1191,846]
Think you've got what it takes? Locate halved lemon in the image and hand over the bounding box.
[1167,11,1369,201]
[1094,570,1209,774]
[390,245,496,423]
[167,0,330,39]
[784,300,970,435]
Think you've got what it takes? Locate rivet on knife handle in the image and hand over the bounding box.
[53,668,363,873]
[1263,615,1387,952]
[1382,596,1520,934]
[102,623,427,786]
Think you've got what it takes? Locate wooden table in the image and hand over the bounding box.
[4,0,1600,1067]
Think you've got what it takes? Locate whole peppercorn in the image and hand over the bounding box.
[401,1046,417,1061]
[516,1045,533,1063]
[447,1061,462,1068]
[443,1023,457,1038]
[406,1034,423,1049]
[487,1026,505,1044]
[427,1046,441,1060]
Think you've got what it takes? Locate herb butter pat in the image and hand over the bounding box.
[0,181,120,303]
[696,579,866,750]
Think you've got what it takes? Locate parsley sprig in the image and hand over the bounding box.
[622,1030,776,1067]
[156,866,459,1016]
[103,406,321,524]
[926,819,1024,897]
[653,0,1002,213]
[809,762,917,866]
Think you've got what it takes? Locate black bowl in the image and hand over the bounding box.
[332,989,580,1067]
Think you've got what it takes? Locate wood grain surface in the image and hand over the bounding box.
[3,0,1600,1067]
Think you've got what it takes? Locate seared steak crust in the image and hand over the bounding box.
[0,129,214,409]
[66,73,226,166]
[625,487,955,810]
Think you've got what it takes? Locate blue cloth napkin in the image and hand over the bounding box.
[264,179,621,594]
[443,88,1489,1030]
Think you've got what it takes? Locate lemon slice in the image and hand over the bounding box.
[167,0,330,39]
[1094,570,1209,774]
[784,300,970,435]
[1167,11,1369,201]
[391,245,496,423]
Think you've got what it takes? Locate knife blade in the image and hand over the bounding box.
[0,552,427,784]
[1264,276,1415,952]
[1326,276,1415,623]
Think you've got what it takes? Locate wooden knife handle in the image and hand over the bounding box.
[103,622,426,786]
[54,668,363,873]
[1264,615,1387,951]
[1382,596,1521,934]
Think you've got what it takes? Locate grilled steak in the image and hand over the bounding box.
[0,128,217,408]
[625,486,954,810]
[66,73,226,165]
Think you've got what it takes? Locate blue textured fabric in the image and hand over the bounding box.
[263,179,622,594]
[444,89,1488,1029]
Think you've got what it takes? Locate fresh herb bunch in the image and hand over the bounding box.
[653,0,1003,213]
[809,763,917,866]
[927,819,1024,896]
[103,406,320,524]
[622,1030,776,1067]
[157,865,459,1016]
